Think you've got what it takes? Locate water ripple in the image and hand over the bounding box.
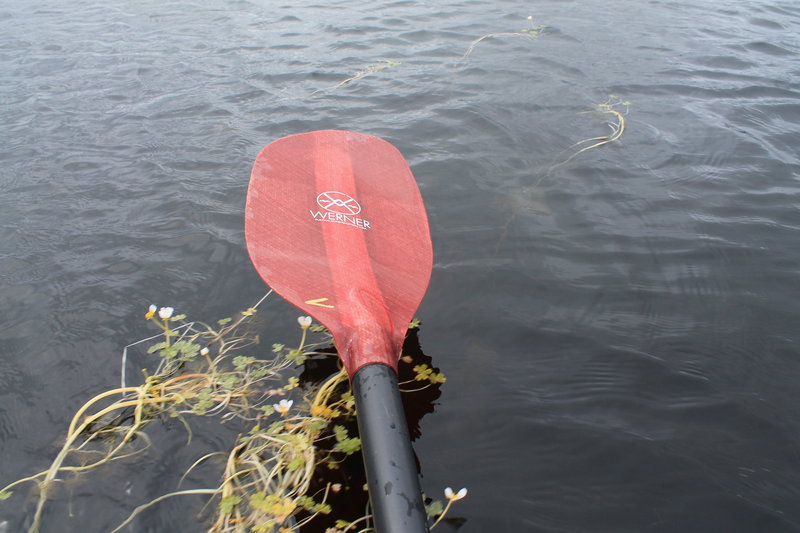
[3,0,800,531]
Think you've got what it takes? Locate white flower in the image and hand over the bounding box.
[444,487,467,501]
[274,399,293,416]
[297,316,312,329]
[200,347,209,356]
[149,304,157,313]
[158,307,174,319]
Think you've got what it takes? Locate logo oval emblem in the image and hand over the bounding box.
[316,191,362,215]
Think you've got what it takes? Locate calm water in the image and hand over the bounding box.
[2,0,800,531]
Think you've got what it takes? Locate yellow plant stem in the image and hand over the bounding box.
[66,386,140,436]
[429,498,458,529]
[109,488,220,533]
[27,385,186,533]
[311,369,348,411]
[462,31,530,61]
[338,513,375,532]
[6,298,428,533]
[398,383,434,392]
[310,60,401,97]
[537,98,628,186]
[461,17,543,62]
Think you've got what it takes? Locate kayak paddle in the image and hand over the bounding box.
[245,130,433,533]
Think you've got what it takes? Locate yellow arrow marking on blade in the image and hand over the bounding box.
[305,298,335,309]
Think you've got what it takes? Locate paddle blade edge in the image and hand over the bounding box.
[244,130,433,375]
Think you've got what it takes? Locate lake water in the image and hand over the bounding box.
[2,0,800,531]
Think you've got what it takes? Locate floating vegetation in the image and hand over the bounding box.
[537,95,630,185]
[492,97,630,250]
[461,16,545,62]
[311,60,402,96]
[1,295,464,533]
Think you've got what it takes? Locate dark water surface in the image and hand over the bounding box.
[3,0,800,531]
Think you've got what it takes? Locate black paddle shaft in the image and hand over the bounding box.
[352,363,430,533]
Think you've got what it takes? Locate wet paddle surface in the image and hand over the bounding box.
[2,0,800,531]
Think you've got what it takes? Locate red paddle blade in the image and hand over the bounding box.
[245,130,433,376]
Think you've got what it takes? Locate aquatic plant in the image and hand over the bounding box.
[537,95,630,185]
[0,295,464,533]
[311,60,403,96]
[461,16,545,62]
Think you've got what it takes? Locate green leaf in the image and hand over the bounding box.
[413,364,433,381]
[160,345,179,360]
[287,455,305,471]
[333,426,361,454]
[340,391,355,412]
[429,372,446,384]
[218,317,233,326]
[336,437,361,455]
[249,491,270,512]
[192,387,214,415]
[252,367,269,378]
[147,341,168,354]
[233,355,255,370]
[252,522,276,533]
[286,349,306,365]
[333,425,348,442]
[0,490,12,500]
[219,374,239,390]
[296,495,314,510]
[307,418,327,433]
[220,494,241,514]
[425,499,444,518]
[272,343,285,353]
[284,376,299,390]
[173,340,200,361]
[313,502,332,514]
[409,318,421,329]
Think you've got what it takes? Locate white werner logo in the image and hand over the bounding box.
[310,191,371,230]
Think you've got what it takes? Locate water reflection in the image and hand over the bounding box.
[3,0,800,530]
[296,327,446,532]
